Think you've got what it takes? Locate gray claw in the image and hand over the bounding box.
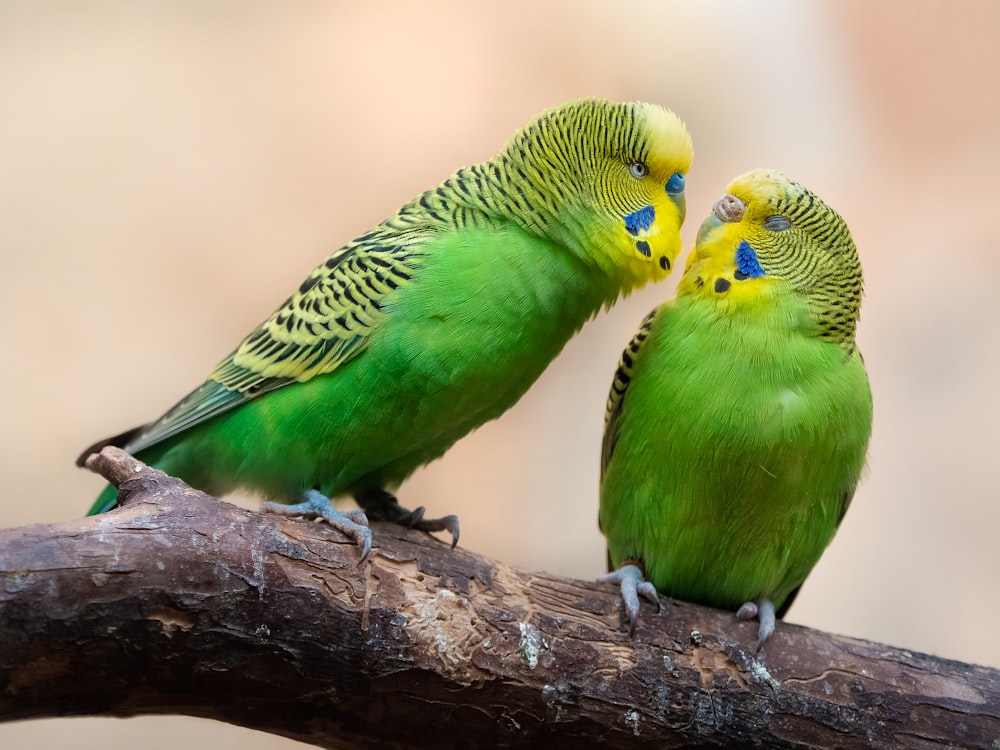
[600,563,660,636]
[400,506,460,548]
[262,489,373,561]
[737,598,776,651]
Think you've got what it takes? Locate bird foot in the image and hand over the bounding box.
[599,562,660,636]
[736,598,776,651]
[354,488,459,548]
[262,489,372,561]
[395,506,461,548]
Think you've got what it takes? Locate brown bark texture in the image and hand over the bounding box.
[0,447,997,749]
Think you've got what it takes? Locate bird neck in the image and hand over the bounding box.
[419,160,638,299]
[462,159,589,240]
[803,275,862,352]
[678,256,861,354]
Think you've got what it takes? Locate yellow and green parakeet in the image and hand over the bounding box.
[80,98,693,557]
[599,169,871,647]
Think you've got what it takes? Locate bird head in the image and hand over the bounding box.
[679,169,863,345]
[496,99,693,293]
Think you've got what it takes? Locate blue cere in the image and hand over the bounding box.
[624,204,655,236]
[735,240,766,279]
[665,172,685,196]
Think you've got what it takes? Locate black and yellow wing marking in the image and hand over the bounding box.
[122,233,430,455]
[600,308,657,479]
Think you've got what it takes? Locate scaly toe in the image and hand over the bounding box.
[600,563,660,636]
[262,490,373,561]
[736,598,776,652]
[397,506,460,548]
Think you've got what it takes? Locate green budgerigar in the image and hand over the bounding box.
[599,169,872,647]
[80,98,693,557]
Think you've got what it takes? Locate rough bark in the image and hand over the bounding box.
[0,447,996,749]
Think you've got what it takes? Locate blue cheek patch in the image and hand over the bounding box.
[623,205,655,236]
[735,240,766,279]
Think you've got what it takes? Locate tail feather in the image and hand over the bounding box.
[76,424,149,467]
[776,585,801,620]
[87,482,120,516]
[79,423,151,516]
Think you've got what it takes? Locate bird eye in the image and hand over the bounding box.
[763,215,791,231]
[628,162,649,179]
[665,172,685,196]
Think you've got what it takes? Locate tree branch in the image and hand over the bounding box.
[0,448,996,749]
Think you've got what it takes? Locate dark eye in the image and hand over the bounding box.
[763,215,791,231]
[628,162,649,179]
[665,172,685,196]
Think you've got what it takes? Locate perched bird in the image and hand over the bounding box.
[80,98,693,558]
[599,169,872,648]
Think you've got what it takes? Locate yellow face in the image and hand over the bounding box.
[592,103,693,289]
[679,169,804,305]
[679,168,863,347]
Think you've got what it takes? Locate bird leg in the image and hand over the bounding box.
[599,562,661,636]
[736,598,776,651]
[353,488,460,548]
[262,489,372,560]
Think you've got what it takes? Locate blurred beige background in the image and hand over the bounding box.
[1,1,997,747]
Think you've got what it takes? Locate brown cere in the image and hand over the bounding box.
[713,194,745,223]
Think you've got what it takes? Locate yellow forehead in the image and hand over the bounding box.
[638,104,693,174]
[721,168,804,217]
